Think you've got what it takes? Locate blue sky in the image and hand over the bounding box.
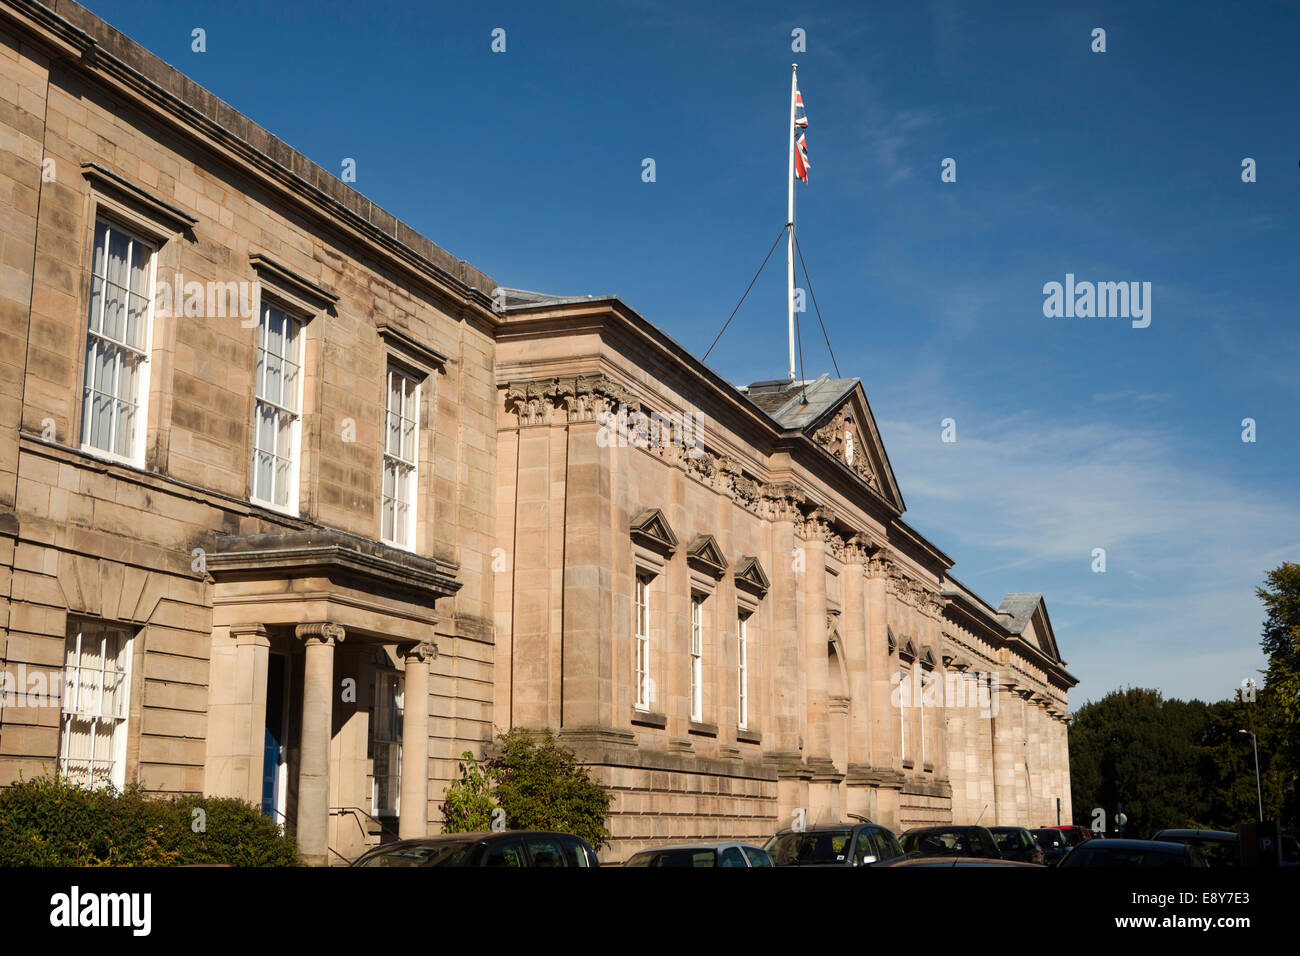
[82,0,1299,708]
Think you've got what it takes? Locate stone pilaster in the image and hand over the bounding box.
[202,623,270,804]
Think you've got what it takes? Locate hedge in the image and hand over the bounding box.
[0,774,299,866]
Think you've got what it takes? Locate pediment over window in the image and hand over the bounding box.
[898,635,917,663]
[734,555,770,597]
[630,508,678,556]
[686,534,728,579]
[919,646,937,670]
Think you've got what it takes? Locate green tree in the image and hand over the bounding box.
[439,751,496,833]
[439,728,612,850]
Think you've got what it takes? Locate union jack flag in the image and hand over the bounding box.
[794,86,810,183]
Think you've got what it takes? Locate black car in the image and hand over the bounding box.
[351,831,600,867]
[900,826,1002,861]
[1032,827,1071,865]
[989,826,1047,865]
[1057,838,1209,868]
[764,822,906,867]
[623,841,773,867]
[1150,829,1239,868]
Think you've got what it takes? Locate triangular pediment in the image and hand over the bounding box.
[997,593,1061,662]
[630,508,678,556]
[686,534,728,579]
[919,646,937,670]
[806,385,906,513]
[898,635,917,662]
[734,555,770,597]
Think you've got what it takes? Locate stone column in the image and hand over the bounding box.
[296,622,344,865]
[399,641,437,839]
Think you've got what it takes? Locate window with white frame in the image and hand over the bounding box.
[898,666,908,759]
[737,612,749,730]
[382,366,419,549]
[689,594,704,722]
[634,574,651,710]
[369,669,403,817]
[81,219,154,463]
[919,671,928,765]
[251,303,303,510]
[60,620,133,790]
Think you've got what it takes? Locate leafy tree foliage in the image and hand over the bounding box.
[440,729,612,850]
[1069,562,1300,833]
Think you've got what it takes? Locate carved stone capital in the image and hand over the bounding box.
[295,622,345,645]
[402,640,438,664]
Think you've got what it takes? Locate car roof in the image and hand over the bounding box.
[1152,829,1236,840]
[770,823,867,836]
[903,825,990,834]
[630,841,761,854]
[360,831,588,851]
[1077,839,1190,852]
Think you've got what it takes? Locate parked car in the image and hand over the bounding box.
[1150,829,1239,868]
[1056,838,1209,868]
[623,841,772,867]
[1032,827,1072,865]
[899,826,1002,861]
[989,826,1047,865]
[351,831,600,867]
[1047,825,1097,848]
[764,822,906,867]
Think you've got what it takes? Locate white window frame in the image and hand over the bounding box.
[689,594,704,722]
[635,574,651,711]
[919,671,927,765]
[59,620,133,791]
[370,668,404,818]
[250,302,305,513]
[80,218,156,467]
[898,666,908,759]
[381,365,420,550]
[737,612,749,730]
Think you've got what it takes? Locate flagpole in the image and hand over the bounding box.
[787,63,797,382]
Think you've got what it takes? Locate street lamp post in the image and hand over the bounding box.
[1239,729,1263,823]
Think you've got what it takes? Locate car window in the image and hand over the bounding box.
[873,828,904,861]
[484,840,526,867]
[853,830,877,865]
[718,846,748,867]
[525,837,567,868]
[640,849,716,867]
[558,836,594,868]
[741,846,773,867]
[979,830,999,857]
[766,830,854,865]
[355,841,476,867]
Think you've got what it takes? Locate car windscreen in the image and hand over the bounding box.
[355,841,477,867]
[766,830,854,865]
[644,849,718,867]
[902,830,977,856]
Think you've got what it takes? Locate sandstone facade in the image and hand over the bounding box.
[0,0,1075,864]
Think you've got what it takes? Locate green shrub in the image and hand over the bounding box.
[440,728,612,851]
[0,774,298,866]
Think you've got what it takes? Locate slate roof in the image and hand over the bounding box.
[996,593,1045,636]
[736,373,861,431]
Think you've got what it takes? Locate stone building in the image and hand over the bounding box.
[0,0,1075,864]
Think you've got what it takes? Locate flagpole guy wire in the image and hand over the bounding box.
[700,224,790,364]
